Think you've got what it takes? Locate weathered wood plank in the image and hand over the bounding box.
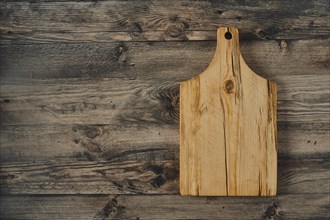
[0,40,329,80]
[0,124,179,162]
[1,194,329,219]
[0,76,329,125]
[1,122,328,163]
[0,160,329,194]
[1,30,218,43]
[0,160,179,195]
[0,0,329,42]
[277,122,329,159]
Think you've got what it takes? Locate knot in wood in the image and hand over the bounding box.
[167,27,182,38]
[224,80,234,93]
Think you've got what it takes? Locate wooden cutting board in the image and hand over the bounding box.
[180,27,277,196]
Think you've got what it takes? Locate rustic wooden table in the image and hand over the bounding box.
[0,1,329,219]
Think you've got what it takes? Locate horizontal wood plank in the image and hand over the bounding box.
[1,194,329,219]
[1,40,329,80]
[0,160,329,195]
[0,76,329,125]
[277,122,329,159]
[0,0,329,42]
[0,124,179,162]
[1,122,328,163]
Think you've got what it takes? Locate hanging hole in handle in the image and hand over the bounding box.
[224,31,232,40]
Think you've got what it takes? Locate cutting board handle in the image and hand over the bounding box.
[215,27,240,63]
[201,27,244,95]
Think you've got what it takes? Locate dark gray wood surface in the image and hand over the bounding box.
[0,0,329,219]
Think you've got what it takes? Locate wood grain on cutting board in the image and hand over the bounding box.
[180,27,277,196]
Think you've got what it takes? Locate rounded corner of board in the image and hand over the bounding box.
[179,189,189,196]
[180,75,200,90]
[266,191,277,197]
[179,80,188,88]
